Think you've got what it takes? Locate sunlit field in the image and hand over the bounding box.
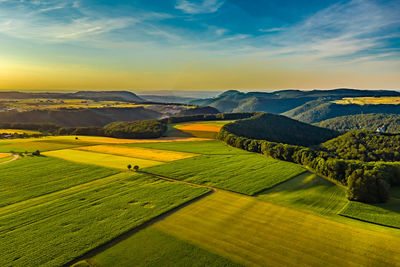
[334,97,400,105]
[0,129,41,134]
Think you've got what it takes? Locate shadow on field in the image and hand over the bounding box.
[64,190,214,267]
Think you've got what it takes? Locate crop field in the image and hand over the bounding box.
[257,172,347,216]
[0,174,209,266]
[0,156,119,207]
[43,149,163,170]
[86,228,241,267]
[0,140,88,153]
[0,152,11,159]
[334,97,400,105]
[339,188,400,229]
[0,129,42,134]
[124,140,251,155]
[76,145,198,162]
[148,190,400,266]
[168,121,233,139]
[144,153,306,195]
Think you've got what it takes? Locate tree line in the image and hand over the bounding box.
[217,114,400,203]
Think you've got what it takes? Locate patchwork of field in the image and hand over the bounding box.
[144,153,306,195]
[149,191,400,266]
[0,140,90,153]
[76,145,197,162]
[0,173,209,266]
[0,157,119,207]
[43,149,163,170]
[335,97,400,105]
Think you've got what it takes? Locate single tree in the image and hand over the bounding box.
[133,165,139,172]
[127,164,132,171]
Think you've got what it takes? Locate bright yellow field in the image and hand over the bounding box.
[335,97,400,105]
[153,191,400,266]
[76,145,197,162]
[0,129,41,134]
[0,153,11,159]
[175,121,232,133]
[43,149,163,170]
[43,136,210,144]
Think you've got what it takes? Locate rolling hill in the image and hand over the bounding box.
[191,89,400,114]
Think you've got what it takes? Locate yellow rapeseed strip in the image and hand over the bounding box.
[177,124,223,132]
[43,136,210,144]
[0,153,11,159]
[43,149,163,170]
[153,191,400,267]
[75,145,197,162]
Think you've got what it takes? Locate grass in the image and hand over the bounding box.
[0,129,41,134]
[0,156,119,207]
[87,228,241,267]
[0,140,88,153]
[151,190,400,266]
[43,149,163,170]
[0,155,13,163]
[0,174,209,267]
[76,145,198,162]
[257,172,347,216]
[144,153,306,195]
[124,140,250,155]
[339,188,400,229]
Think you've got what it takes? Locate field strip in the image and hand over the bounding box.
[74,145,198,162]
[0,154,19,165]
[0,172,130,217]
[0,153,11,159]
[153,190,400,267]
[43,149,163,169]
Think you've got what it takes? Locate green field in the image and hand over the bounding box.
[339,188,400,229]
[144,153,306,195]
[0,174,208,266]
[123,140,251,155]
[257,172,347,216]
[43,149,163,170]
[87,228,241,267]
[0,140,90,153]
[149,191,400,266]
[0,156,119,207]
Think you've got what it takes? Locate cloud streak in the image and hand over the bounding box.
[175,0,225,14]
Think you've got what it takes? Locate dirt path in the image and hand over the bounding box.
[0,154,19,165]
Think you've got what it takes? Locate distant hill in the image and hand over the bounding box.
[177,106,220,116]
[317,114,400,133]
[0,107,161,127]
[190,89,400,114]
[221,113,339,146]
[284,101,400,123]
[0,91,145,102]
[139,95,197,104]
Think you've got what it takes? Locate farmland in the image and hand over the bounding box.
[121,190,400,266]
[334,97,400,105]
[143,153,306,195]
[0,129,41,135]
[43,149,163,170]
[167,121,232,138]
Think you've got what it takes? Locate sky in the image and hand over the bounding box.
[0,0,399,91]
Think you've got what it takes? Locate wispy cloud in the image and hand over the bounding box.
[175,0,225,14]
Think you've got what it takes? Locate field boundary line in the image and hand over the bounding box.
[63,190,213,267]
[0,172,128,217]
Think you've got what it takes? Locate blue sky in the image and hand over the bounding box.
[0,0,399,90]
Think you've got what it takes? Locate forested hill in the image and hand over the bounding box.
[221,112,339,146]
[0,91,145,102]
[283,101,400,123]
[190,89,400,114]
[321,130,400,162]
[317,114,400,133]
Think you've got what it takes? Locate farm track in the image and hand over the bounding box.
[0,154,19,165]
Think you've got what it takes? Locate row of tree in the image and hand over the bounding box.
[218,119,400,203]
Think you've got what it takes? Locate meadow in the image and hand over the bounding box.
[0,129,41,134]
[86,228,241,267]
[43,149,163,170]
[0,174,208,266]
[143,153,306,195]
[101,190,400,267]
